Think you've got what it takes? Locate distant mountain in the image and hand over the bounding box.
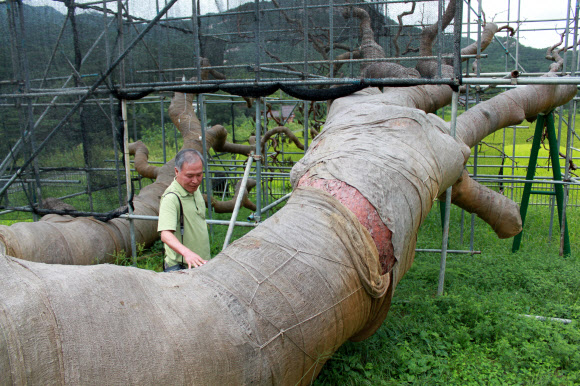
[0,2,556,84]
[0,2,560,157]
[466,38,556,74]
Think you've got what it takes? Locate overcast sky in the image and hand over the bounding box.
[464,0,574,49]
[29,0,575,49]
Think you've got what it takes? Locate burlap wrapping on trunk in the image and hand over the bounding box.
[0,164,173,265]
[0,187,388,384]
[291,90,469,290]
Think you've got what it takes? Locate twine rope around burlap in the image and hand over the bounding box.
[214,189,390,360]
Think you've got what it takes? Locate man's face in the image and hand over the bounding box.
[175,160,203,193]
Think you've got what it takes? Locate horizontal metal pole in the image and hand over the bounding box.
[1,167,125,175]
[416,249,481,254]
[463,77,580,85]
[520,314,573,324]
[0,206,118,218]
[137,55,455,75]
[0,75,466,99]
[530,190,556,195]
[260,192,291,213]
[119,213,258,227]
[207,163,294,170]
[0,101,112,107]
[203,170,290,177]
[0,179,81,184]
[470,71,574,78]
[473,177,580,185]
[203,100,249,105]
[467,162,557,168]
[468,174,567,180]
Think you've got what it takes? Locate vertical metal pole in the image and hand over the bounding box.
[198,95,213,235]
[253,0,262,222]
[560,0,579,256]
[69,1,95,212]
[459,209,465,244]
[127,0,136,146]
[254,99,262,222]
[544,114,571,256]
[190,0,213,235]
[348,7,354,77]
[470,0,483,252]
[192,0,202,84]
[117,0,125,86]
[551,0,573,240]
[384,2,389,57]
[505,0,511,71]
[80,113,95,211]
[7,0,20,83]
[107,0,123,207]
[438,0,462,295]
[14,0,42,219]
[156,0,167,163]
[438,91,459,296]
[262,99,269,214]
[511,125,516,200]
[436,0,443,78]
[329,0,334,78]
[231,98,236,143]
[161,96,167,163]
[502,122,507,202]
[122,100,138,264]
[254,0,261,83]
[515,0,521,71]
[303,101,309,153]
[302,0,308,76]
[463,0,472,244]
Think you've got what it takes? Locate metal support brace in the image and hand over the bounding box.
[512,112,571,256]
[122,100,138,265]
[222,153,254,251]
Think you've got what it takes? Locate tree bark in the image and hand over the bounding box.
[3,70,575,381]
[1,1,578,382]
[0,90,256,264]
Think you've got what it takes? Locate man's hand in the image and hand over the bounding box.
[160,230,208,269]
[183,250,207,269]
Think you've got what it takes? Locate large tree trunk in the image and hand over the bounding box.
[1,1,577,382]
[2,74,575,382]
[0,91,255,265]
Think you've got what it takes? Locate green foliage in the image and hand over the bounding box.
[112,241,165,272]
[316,206,580,384]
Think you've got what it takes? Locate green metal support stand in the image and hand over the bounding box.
[512,112,570,256]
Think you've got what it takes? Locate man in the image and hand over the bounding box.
[158,148,210,271]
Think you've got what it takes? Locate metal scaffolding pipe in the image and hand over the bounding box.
[260,192,291,213]
[0,0,179,198]
[417,249,481,255]
[462,77,580,85]
[222,154,254,251]
[117,214,259,227]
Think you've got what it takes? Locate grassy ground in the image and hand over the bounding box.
[2,111,579,384]
[124,190,580,384]
[314,205,580,385]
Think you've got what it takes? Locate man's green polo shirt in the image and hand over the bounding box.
[157,179,210,267]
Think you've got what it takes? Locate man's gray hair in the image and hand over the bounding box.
[175,149,204,171]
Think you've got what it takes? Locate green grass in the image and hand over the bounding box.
[2,110,579,383]
[126,180,580,384]
[314,205,580,385]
